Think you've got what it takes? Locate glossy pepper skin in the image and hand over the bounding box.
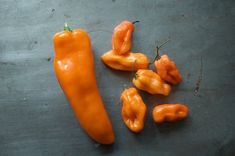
[155,55,182,85]
[112,20,135,55]
[101,50,149,71]
[53,27,115,144]
[152,104,189,123]
[120,88,147,133]
[133,69,171,96]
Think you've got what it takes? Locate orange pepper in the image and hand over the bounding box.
[112,20,136,55]
[101,50,149,71]
[53,24,115,144]
[152,104,189,123]
[154,54,182,85]
[133,69,171,96]
[120,88,147,133]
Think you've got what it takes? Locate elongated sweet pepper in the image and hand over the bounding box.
[112,20,136,55]
[133,69,171,96]
[53,24,115,144]
[120,88,147,133]
[101,50,149,71]
[155,54,182,85]
[152,104,189,123]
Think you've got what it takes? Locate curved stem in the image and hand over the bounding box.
[132,21,140,24]
[64,23,72,32]
[150,38,171,64]
[151,46,160,63]
[158,38,170,49]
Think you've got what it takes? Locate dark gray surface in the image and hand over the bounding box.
[1,0,235,155]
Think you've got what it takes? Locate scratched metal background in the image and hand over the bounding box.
[1,0,235,156]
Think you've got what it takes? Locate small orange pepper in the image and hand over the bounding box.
[101,50,149,71]
[133,69,171,96]
[154,54,182,85]
[53,23,114,144]
[152,104,189,123]
[112,20,137,55]
[120,87,147,133]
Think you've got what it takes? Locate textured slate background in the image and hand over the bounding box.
[0,0,235,155]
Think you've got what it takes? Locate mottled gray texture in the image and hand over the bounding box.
[0,0,235,155]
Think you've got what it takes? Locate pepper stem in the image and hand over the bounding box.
[132,21,140,24]
[151,38,171,64]
[152,46,160,63]
[64,23,72,32]
[134,73,139,80]
[158,38,170,49]
[131,59,137,80]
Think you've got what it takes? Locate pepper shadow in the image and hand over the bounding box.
[155,117,191,134]
[95,143,115,155]
[104,65,135,86]
[128,111,159,144]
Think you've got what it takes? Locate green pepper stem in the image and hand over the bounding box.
[134,73,139,80]
[150,38,171,64]
[64,23,72,32]
[151,46,160,64]
[158,38,170,49]
[131,59,137,80]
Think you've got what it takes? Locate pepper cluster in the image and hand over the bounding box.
[52,21,190,145]
[101,20,189,133]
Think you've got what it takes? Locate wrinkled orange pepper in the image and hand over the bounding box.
[101,50,149,71]
[53,24,115,144]
[120,88,147,133]
[112,20,136,55]
[133,69,171,96]
[152,104,189,123]
[154,54,182,85]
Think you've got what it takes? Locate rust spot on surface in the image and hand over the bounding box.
[194,56,203,94]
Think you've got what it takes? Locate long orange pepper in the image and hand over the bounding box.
[120,88,147,133]
[53,24,115,144]
[152,104,189,123]
[133,69,171,96]
[155,54,182,85]
[112,20,136,55]
[101,50,149,71]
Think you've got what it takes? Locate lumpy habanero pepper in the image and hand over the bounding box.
[133,69,171,96]
[152,104,189,123]
[120,88,147,133]
[101,20,149,71]
[152,41,182,85]
[101,50,149,71]
[112,20,136,55]
[53,24,115,144]
[155,54,182,85]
